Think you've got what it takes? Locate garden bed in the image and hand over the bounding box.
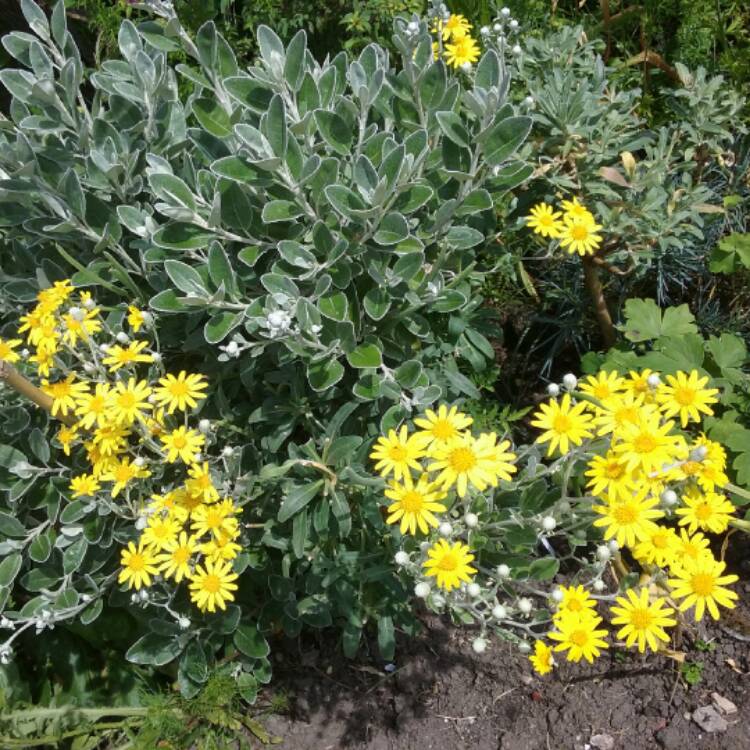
[264,540,750,750]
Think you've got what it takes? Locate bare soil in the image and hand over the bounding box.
[263,543,750,750]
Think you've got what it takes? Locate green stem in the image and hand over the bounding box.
[725,482,750,505]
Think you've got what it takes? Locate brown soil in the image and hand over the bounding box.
[263,555,750,749]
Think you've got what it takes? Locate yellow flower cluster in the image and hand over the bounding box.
[370,404,517,591]
[525,197,603,256]
[7,281,242,614]
[431,13,480,69]
[529,367,739,675]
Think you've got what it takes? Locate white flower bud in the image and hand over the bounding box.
[81,593,92,603]
[493,22,502,32]
[407,20,419,33]
[558,500,571,513]
[472,637,487,654]
[138,589,149,602]
[480,25,490,36]
[193,452,202,463]
[198,419,211,434]
[509,19,519,29]
[0,617,13,629]
[596,544,611,561]
[492,604,507,620]
[222,446,234,457]
[593,579,606,592]
[608,539,620,553]
[415,582,431,598]
[151,351,162,363]
[226,341,239,355]
[130,592,140,603]
[99,343,110,353]
[518,597,533,614]
[518,641,531,653]
[439,522,453,537]
[311,324,322,334]
[394,551,409,566]
[524,95,534,107]
[116,331,129,344]
[541,516,556,532]
[141,311,153,325]
[467,582,481,598]
[464,512,479,528]
[82,297,96,310]
[133,457,146,468]
[21,348,30,359]
[690,445,709,462]
[419,541,430,553]
[83,362,96,374]
[460,62,473,73]
[647,373,661,388]
[135,515,148,531]
[551,588,564,602]
[178,616,191,629]
[562,373,578,391]
[500,7,510,17]
[512,44,522,55]
[496,564,510,579]
[68,306,84,321]
[547,383,560,397]
[661,489,678,506]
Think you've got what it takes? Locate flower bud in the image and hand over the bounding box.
[647,373,661,388]
[419,541,430,553]
[518,641,531,653]
[547,383,560,397]
[541,516,556,532]
[518,597,533,614]
[562,373,578,391]
[81,593,92,603]
[596,544,611,561]
[134,457,146,468]
[467,582,481,598]
[439,522,453,537]
[460,62,473,73]
[690,445,709,462]
[151,351,162,363]
[407,20,419,32]
[394,551,409,566]
[198,419,211,434]
[68,306,84,321]
[415,582,431,598]
[480,25,490,36]
[116,331,129,344]
[509,19,519,29]
[593,579,606,592]
[135,515,148,531]
[83,362,96,374]
[496,564,510,579]
[99,343,110,353]
[222,446,234,457]
[492,604,507,620]
[178,616,191,629]
[141,311,153,325]
[226,341,239,356]
[661,489,678,506]
[493,22,502,32]
[608,540,619,553]
[551,588,564,602]
[472,637,487,654]
[512,44,522,55]
[82,296,96,310]
[524,95,534,107]
[500,7,510,17]
[465,512,479,528]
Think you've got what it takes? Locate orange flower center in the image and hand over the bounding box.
[448,447,477,473]
[674,387,696,406]
[570,629,589,647]
[436,552,458,572]
[553,415,572,433]
[202,574,221,593]
[690,573,715,596]
[613,503,638,525]
[629,608,653,630]
[633,434,656,454]
[128,553,145,571]
[400,490,425,513]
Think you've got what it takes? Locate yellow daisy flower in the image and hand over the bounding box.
[370,426,427,481]
[201,530,242,563]
[118,540,159,590]
[41,374,89,418]
[529,640,555,675]
[423,539,477,591]
[62,308,102,347]
[657,370,719,427]
[127,305,146,333]
[531,393,594,456]
[141,514,181,552]
[673,529,711,564]
[433,13,471,41]
[675,488,734,534]
[189,559,239,612]
[69,473,101,498]
[579,370,625,403]
[56,424,79,457]
[548,612,609,663]
[593,490,664,548]
[413,404,473,448]
[560,197,595,224]
[558,216,603,256]
[75,383,114,430]
[633,524,679,567]
[668,555,739,621]
[610,588,676,653]
[102,340,154,372]
[190,499,239,539]
[585,452,635,501]
[443,34,480,68]
[612,413,684,475]
[385,473,447,535]
[160,426,205,464]
[186,461,219,503]
[553,584,597,623]
[0,337,23,363]
[594,393,654,436]
[110,378,152,426]
[156,531,199,582]
[152,371,209,414]
[525,202,564,239]
[101,456,151,498]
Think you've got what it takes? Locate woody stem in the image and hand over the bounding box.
[0,359,76,426]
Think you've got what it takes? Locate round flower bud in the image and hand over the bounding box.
[83,362,96,375]
[551,587,564,603]
[138,589,149,602]
[222,446,234,457]
[419,541,430,553]
[690,445,709,462]
[99,343,110,353]
[647,373,661,388]
[472,637,487,654]
[492,604,507,620]
[500,7,511,17]
[407,20,419,32]
[133,456,146,468]
[467,582,481,598]
[141,311,153,325]
[524,95,534,107]
[541,516,557,532]
[480,25,490,36]
[439,522,453,537]
[512,44,522,55]
[518,597,533,614]
[593,579,606,592]
[518,641,531,653]
[460,62,473,73]
[661,489,678,506]
[414,582,431,599]
[608,539,620,553]
[178,616,191,629]
[68,306,84,321]
[198,419,211,433]
[81,593,92,603]
[21,348,30,359]
[558,500,571,513]
[509,19,519,29]
[547,383,561,397]
[226,341,239,355]
[562,373,578,391]
[82,296,96,310]
[135,515,148,531]
[465,512,479,528]
[151,351,162,363]
[596,544,611,561]
[116,331,129,344]
[394,551,410,566]
[493,22,502,32]
[0,617,13,629]
[496,564,510,579]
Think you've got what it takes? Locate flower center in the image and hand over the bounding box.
[605,461,624,479]
[553,415,572,433]
[675,387,696,406]
[630,608,653,630]
[431,420,456,440]
[128,553,144,572]
[170,382,189,397]
[567,599,583,612]
[570,225,589,241]
[436,552,458,572]
[400,490,424,513]
[117,392,136,410]
[173,547,191,564]
[90,395,105,412]
[203,574,221,593]
[616,407,638,424]
[205,511,223,529]
[633,434,656,454]
[594,385,611,399]
[682,461,700,475]
[448,447,477,473]
[172,434,187,449]
[691,573,715,596]
[613,503,638,524]
[652,532,669,549]
[570,629,589,647]
[115,465,135,482]
[695,502,713,521]
[388,445,408,462]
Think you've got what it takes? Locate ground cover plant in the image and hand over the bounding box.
[1,1,750,748]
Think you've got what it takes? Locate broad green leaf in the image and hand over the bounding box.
[622,299,697,342]
[0,554,22,587]
[284,29,307,91]
[165,260,209,297]
[436,111,471,148]
[277,480,324,523]
[262,200,303,223]
[318,291,348,321]
[126,633,182,666]
[314,110,352,156]
[149,173,196,211]
[205,312,243,344]
[374,212,409,245]
[445,225,484,249]
[153,223,216,250]
[193,97,231,137]
[347,343,383,369]
[482,116,531,166]
[363,287,391,321]
[0,512,26,537]
[307,359,344,391]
